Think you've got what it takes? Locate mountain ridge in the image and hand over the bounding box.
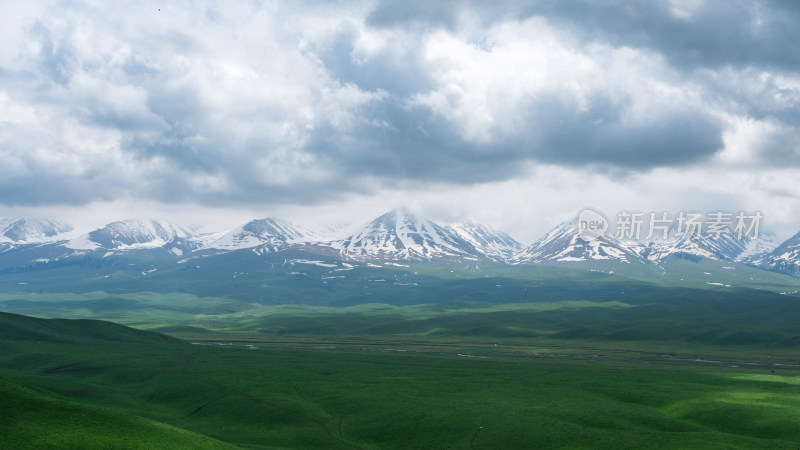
[0,210,797,277]
[66,219,195,251]
[0,218,73,244]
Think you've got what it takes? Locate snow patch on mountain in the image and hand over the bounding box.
[66,234,101,250]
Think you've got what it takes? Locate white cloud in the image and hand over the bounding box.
[408,18,715,156]
[0,0,799,240]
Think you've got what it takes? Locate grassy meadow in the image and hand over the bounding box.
[2,303,800,448]
[2,260,800,448]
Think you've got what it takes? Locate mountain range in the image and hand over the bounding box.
[0,209,797,277]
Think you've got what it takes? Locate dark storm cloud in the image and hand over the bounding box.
[550,0,800,71]
[304,99,531,183]
[521,94,725,168]
[368,0,800,71]
[302,92,724,184]
[367,1,462,30]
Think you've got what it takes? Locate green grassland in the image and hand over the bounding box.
[3,280,800,349]
[2,257,800,448]
[2,311,800,449]
[0,374,230,449]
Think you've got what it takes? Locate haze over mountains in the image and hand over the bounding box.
[0,208,798,277]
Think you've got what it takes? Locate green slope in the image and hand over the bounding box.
[0,374,232,449]
[0,311,184,344]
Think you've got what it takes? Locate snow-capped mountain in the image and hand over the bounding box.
[736,231,780,263]
[450,223,523,262]
[204,218,317,251]
[751,231,800,275]
[512,220,644,265]
[66,219,194,250]
[511,217,768,267]
[1,209,797,284]
[0,218,73,244]
[644,232,751,262]
[334,209,479,260]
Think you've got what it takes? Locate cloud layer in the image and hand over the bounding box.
[1,0,799,213]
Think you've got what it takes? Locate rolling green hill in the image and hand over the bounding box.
[0,311,184,344]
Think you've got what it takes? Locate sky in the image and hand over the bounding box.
[1,0,799,243]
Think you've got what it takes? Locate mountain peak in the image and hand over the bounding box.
[204,217,316,251]
[512,219,644,265]
[335,209,479,261]
[373,207,419,225]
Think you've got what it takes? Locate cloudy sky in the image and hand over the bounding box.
[1,0,799,242]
